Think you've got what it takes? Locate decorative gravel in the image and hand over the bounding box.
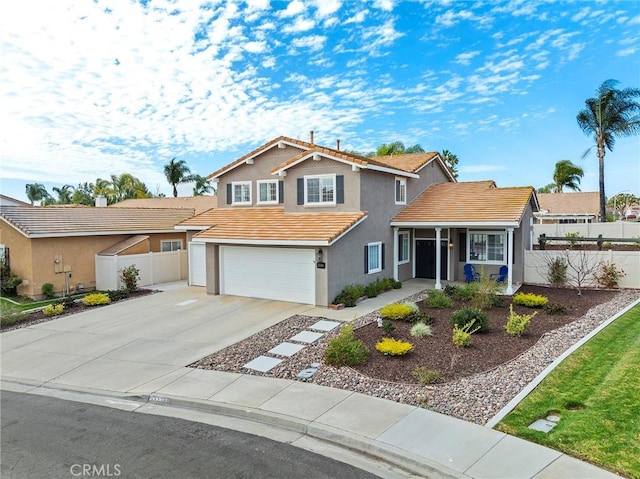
[190,289,639,425]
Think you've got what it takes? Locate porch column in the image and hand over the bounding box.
[393,227,399,281]
[506,227,514,294]
[435,227,442,290]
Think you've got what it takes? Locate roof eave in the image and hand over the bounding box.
[390,221,521,228]
[25,229,184,238]
[191,238,331,246]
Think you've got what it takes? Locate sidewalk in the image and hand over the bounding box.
[0,281,618,479]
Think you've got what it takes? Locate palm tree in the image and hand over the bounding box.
[192,175,215,196]
[552,160,584,192]
[25,183,49,206]
[440,150,459,179]
[577,79,640,222]
[71,182,95,205]
[52,184,75,204]
[110,173,151,201]
[94,178,116,204]
[163,158,196,197]
[366,142,425,157]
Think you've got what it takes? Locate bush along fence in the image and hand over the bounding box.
[524,249,638,291]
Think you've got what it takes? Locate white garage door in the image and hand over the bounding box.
[188,242,206,286]
[220,246,315,304]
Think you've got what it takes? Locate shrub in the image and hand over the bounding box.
[543,302,567,315]
[594,262,625,289]
[120,264,140,293]
[450,307,488,332]
[41,283,56,299]
[324,325,369,367]
[0,303,25,327]
[406,310,435,325]
[55,295,75,310]
[412,366,442,385]
[470,274,501,310]
[379,302,417,320]
[43,303,64,317]
[107,289,129,302]
[410,322,433,338]
[505,304,537,337]
[565,231,580,248]
[547,257,567,285]
[424,290,453,308]
[381,319,396,336]
[452,321,479,347]
[375,337,414,356]
[0,258,22,296]
[513,292,548,308]
[392,279,402,289]
[444,284,475,301]
[364,283,378,298]
[82,293,111,306]
[334,284,365,307]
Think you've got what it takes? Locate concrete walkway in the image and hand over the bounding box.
[0,281,618,479]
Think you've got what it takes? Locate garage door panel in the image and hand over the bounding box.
[221,246,315,304]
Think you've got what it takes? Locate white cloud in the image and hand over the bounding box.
[311,0,341,18]
[283,17,316,33]
[616,47,637,57]
[345,9,368,24]
[279,0,305,18]
[290,34,326,51]
[372,0,395,12]
[455,51,481,65]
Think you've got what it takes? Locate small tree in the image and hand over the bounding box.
[0,253,22,297]
[538,250,602,296]
[119,265,140,293]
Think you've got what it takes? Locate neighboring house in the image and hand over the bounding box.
[177,135,537,305]
[0,206,194,298]
[535,192,600,223]
[0,194,31,207]
[110,196,217,215]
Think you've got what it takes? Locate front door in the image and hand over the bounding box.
[415,240,448,279]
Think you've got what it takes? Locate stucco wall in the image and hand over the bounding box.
[0,227,187,298]
[283,159,360,213]
[217,144,306,208]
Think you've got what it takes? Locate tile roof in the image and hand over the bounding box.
[369,152,440,173]
[0,194,31,207]
[110,196,217,215]
[187,207,367,245]
[537,192,600,215]
[208,136,316,179]
[98,235,150,255]
[270,147,440,177]
[392,181,535,225]
[0,206,195,237]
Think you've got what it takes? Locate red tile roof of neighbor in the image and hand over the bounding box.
[182,207,367,245]
[110,196,217,215]
[0,206,195,237]
[537,192,600,215]
[392,181,535,225]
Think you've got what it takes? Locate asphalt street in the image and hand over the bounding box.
[1,391,380,479]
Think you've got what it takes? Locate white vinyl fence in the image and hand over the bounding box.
[524,250,640,289]
[533,222,640,240]
[95,250,188,291]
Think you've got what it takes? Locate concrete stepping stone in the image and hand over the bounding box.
[268,342,305,357]
[309,320,340,332]
[528,418,557,433]
[290,331,324,344]
[242,355,282,373]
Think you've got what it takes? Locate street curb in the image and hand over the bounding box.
[485,297,640,428]
[1,380,460,479]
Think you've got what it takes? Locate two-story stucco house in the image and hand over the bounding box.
[178,135,538,305]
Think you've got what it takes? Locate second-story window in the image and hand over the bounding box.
[395,178,406,204]
[257,180,278,204]
[305,174,335,205]
[232,181,251,205]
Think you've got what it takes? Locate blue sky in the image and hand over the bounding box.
[1,0,638,202]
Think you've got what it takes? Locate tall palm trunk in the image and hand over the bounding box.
[597,145,606,222]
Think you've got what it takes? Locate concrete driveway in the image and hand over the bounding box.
[1,286,314,394]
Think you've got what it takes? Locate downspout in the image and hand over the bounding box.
[506,227,514,294]
[393,227,399,281]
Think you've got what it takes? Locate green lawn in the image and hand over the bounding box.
[496,304,640,478]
